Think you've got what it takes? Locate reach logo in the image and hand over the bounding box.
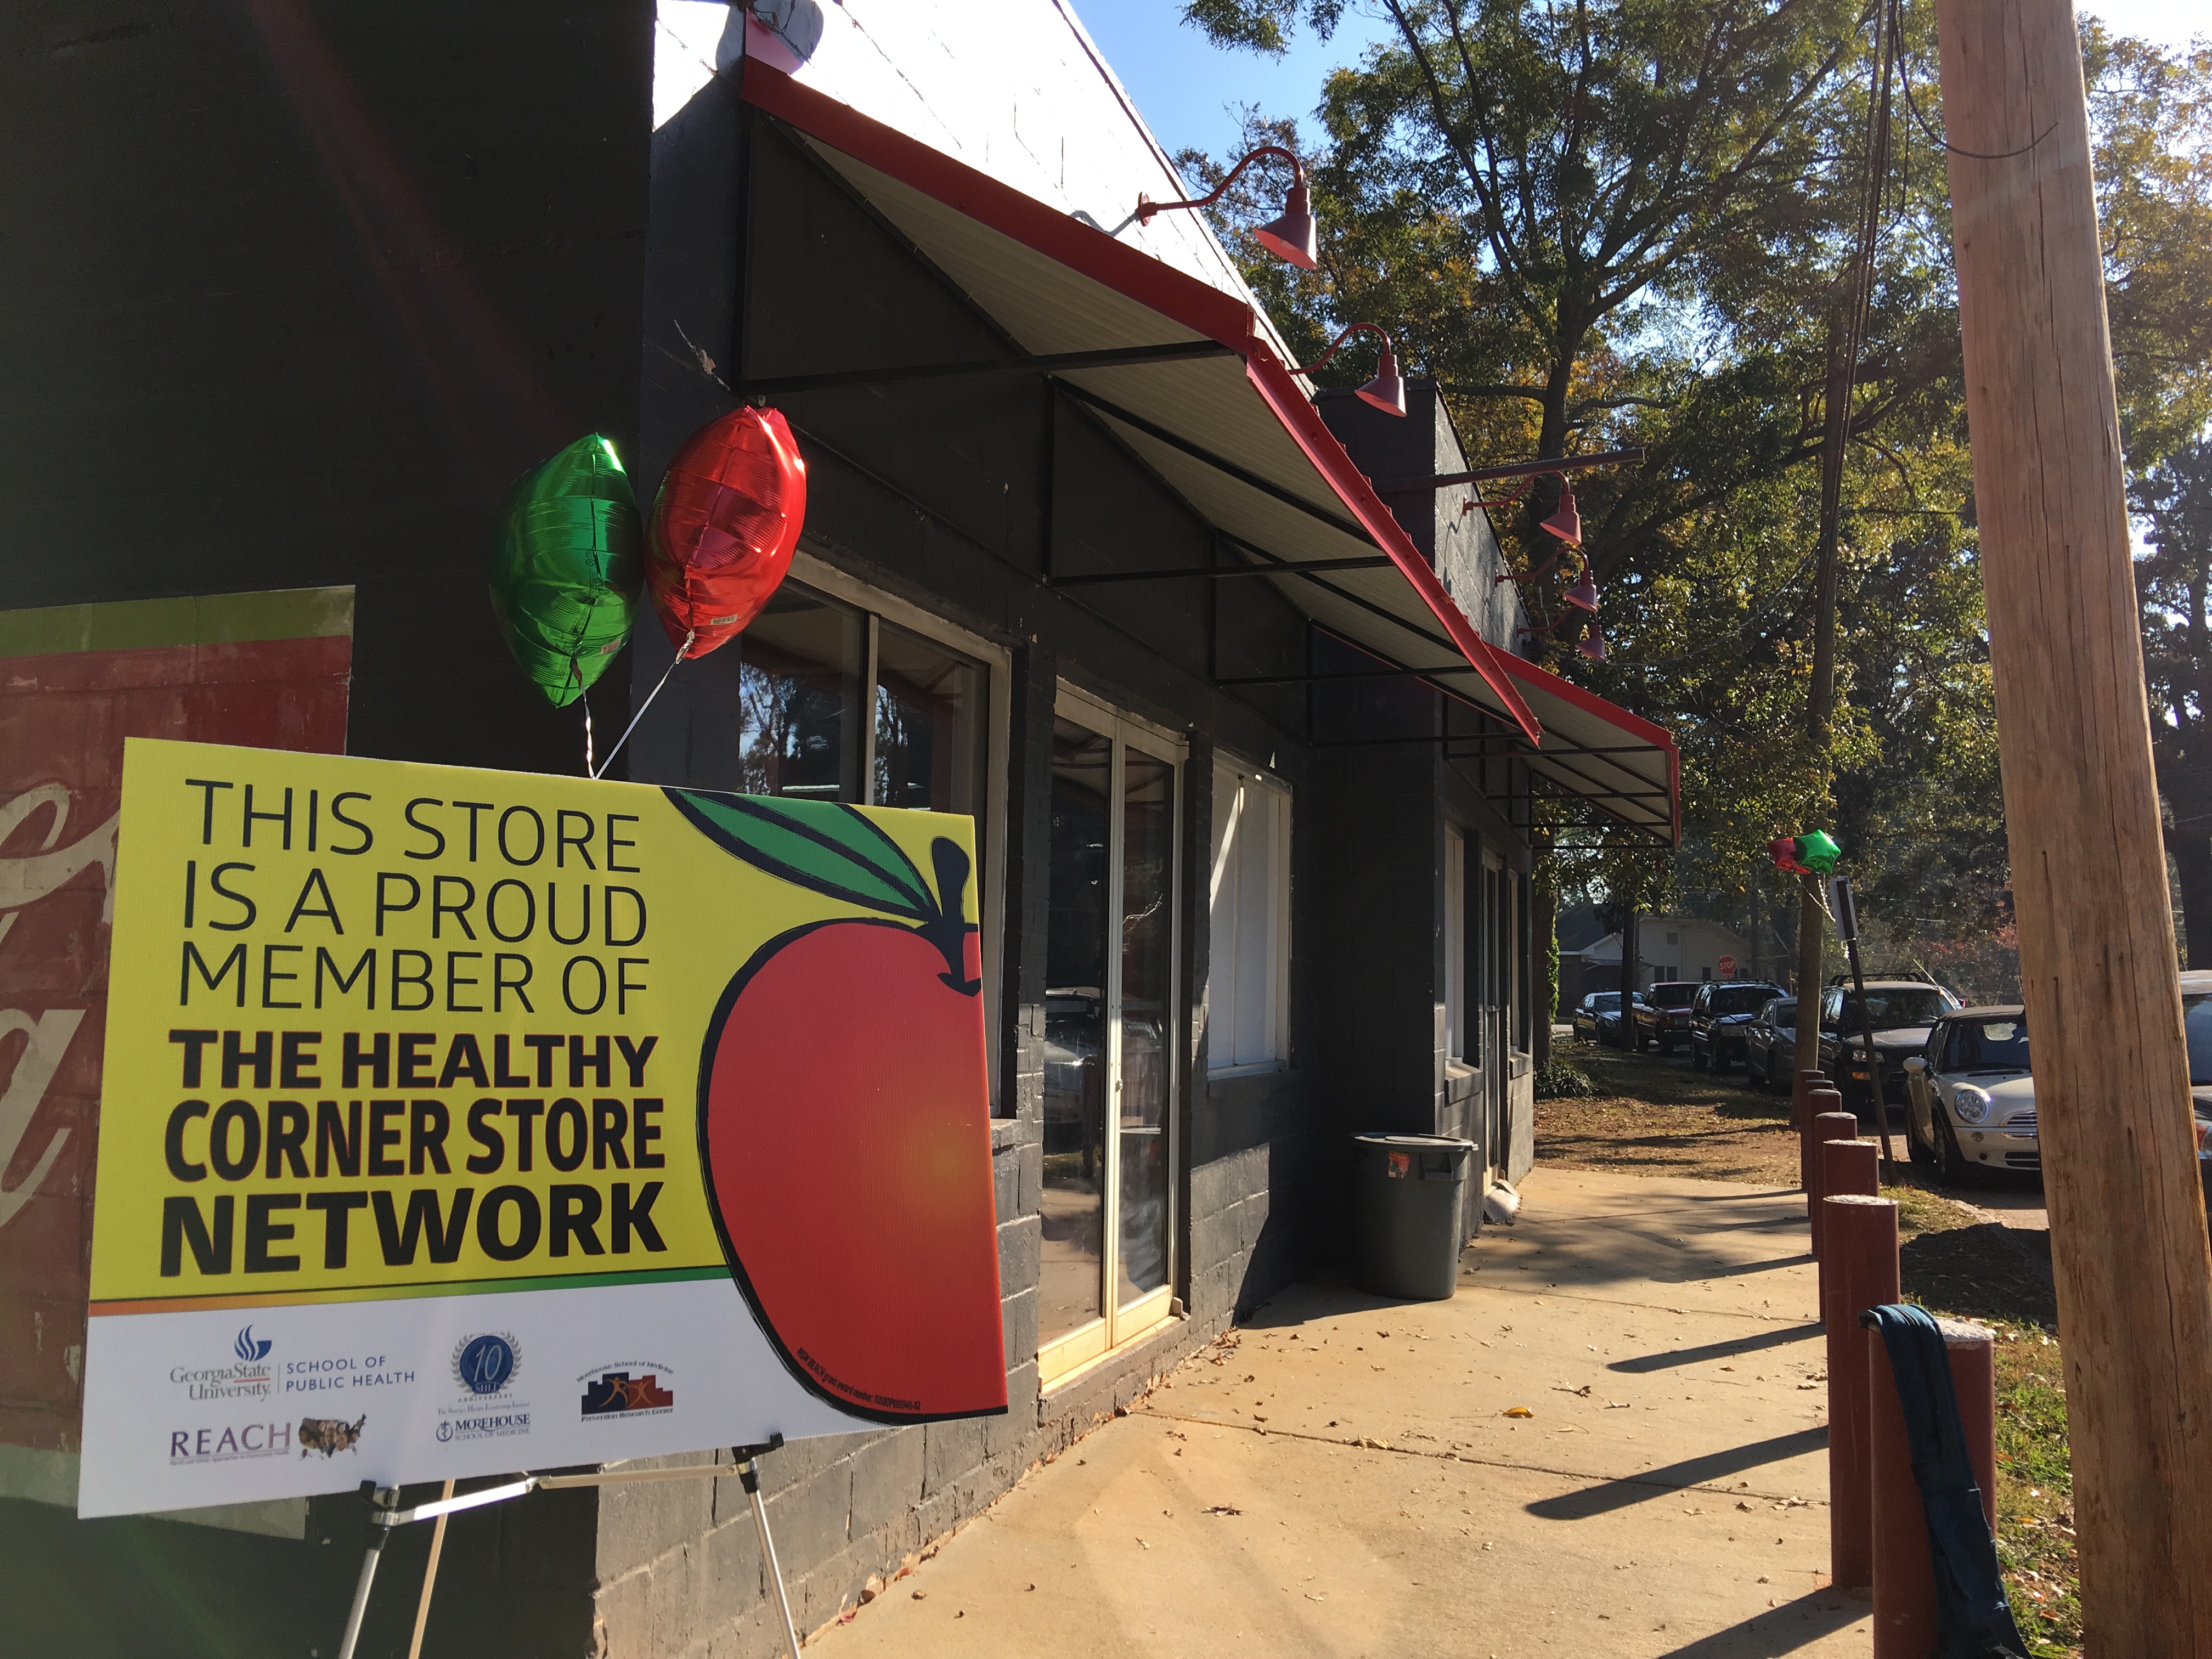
[580,1367,675,1419]
[168,1420,296,1464]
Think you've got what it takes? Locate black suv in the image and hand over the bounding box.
[1816,980,1960,1116]
[1633,981,1701,1056]
[1689,981,1788,1073]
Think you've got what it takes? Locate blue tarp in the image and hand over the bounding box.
[1861,1303,2028,1658]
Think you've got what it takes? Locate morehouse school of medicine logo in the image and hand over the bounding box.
[437,1333,530,1445]
[579,1362,676,1420]
[169,1325,275,1402]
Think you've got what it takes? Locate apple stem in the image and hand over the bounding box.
[922,838,981,995]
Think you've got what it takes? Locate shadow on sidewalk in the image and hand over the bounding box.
[1525,1426,1829,1519]
[1609,1321,1824,1373]
[1655,1587,1864,1656]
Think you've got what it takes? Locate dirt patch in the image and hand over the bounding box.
[1537,1039,1800,1186]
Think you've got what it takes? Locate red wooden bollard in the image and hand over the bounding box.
[1808,1111,1858,1259]
[1824,1193,1900,1593]
[1792,1069,1828,1173]
[1818,1137,1881,1315]
[1869,1318,1997,1657]
[1802,1086,1845,1211]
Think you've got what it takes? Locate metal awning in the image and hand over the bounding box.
[737,59,1678,844]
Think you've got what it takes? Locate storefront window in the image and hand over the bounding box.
[873,619,987,820]
[735,588,865,802]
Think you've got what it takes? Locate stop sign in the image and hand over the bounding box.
[1718,955,1737,979]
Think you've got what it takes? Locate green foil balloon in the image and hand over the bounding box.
[490,435,644,707]
[1797,830,1842,875]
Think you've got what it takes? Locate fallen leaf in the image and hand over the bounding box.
[1203,1505,1242,1516]
[912,1590,927,1601]
[1504,1406,1535,1419]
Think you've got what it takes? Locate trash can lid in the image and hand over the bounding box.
[1351,1133,1476,1150]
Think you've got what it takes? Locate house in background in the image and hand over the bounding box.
[1562,915,1761,1008]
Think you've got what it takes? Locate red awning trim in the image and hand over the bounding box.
[738,60,1250,351]
[737,57,1542,744]
[1241,340,1539,740]
[1497,652,1683,844]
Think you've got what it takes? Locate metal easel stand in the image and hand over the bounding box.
[334,1434,801,1659]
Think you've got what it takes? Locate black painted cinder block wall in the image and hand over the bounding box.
[1,5,655,1656]
[2,1,653,781]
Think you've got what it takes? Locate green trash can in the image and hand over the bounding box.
[1352,1134,1476,1300]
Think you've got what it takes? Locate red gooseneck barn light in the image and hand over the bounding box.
[1578,623,1608,662]
[1136,144,1318,270]
[1539,479,1583,546]
[1290,323,1406,416]
[1562,567,1601,613]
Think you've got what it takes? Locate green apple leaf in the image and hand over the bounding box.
[665,789,940,921]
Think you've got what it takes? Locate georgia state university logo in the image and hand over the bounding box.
[171,1327,274,1401]
[453,1333,520,1397]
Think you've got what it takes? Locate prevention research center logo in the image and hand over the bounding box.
[580,1364,676,1419]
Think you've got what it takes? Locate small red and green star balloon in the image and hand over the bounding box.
[1769,830,1842,876]
[489,435,644,707]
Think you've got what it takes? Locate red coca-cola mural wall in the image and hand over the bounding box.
[0,589,352,1457]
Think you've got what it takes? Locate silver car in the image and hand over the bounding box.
[1906,983,2212,1192]
[1901,1006,2039,1183]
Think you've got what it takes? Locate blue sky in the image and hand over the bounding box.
[1073,0,2206,165]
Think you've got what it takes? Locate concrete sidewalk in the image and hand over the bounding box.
[811,1168,1870,1657]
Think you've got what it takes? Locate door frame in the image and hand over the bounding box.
[1038,684,1185,1385]
[1481,844,1509,1180]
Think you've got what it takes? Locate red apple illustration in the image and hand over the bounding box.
[669,790,1006,1421]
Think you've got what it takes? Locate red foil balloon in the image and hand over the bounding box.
[646,406,807,658]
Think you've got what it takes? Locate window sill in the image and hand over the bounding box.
[1206,1059,1289,1082]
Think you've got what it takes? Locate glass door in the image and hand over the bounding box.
[1040,692,1181,1381]
[1482,849,1508,1178]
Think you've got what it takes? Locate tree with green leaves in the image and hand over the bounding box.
[2134,439,2212,965]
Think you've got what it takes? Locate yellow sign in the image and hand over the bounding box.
[90,738,968,1310]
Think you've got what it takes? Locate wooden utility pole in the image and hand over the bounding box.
[1933,0,2212,1646]
[1790,320,1848,1081]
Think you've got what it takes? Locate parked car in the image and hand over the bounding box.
[1903,974,2212,1195]
[1689,981,1788,1073]
[1901,1006,2038,1182]
[1741,997,1799,1091]
[1817,980,1960,1119]
[2181,971,2212,1213]
[1633,981,1702,1056]
[1572,989,1644,1046]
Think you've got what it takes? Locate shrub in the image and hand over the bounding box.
[1533,1058,1595,1100]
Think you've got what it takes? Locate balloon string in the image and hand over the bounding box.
[573,658,594,777]
[591,630,694,781]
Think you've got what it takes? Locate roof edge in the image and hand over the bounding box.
[737,55,1544,747]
